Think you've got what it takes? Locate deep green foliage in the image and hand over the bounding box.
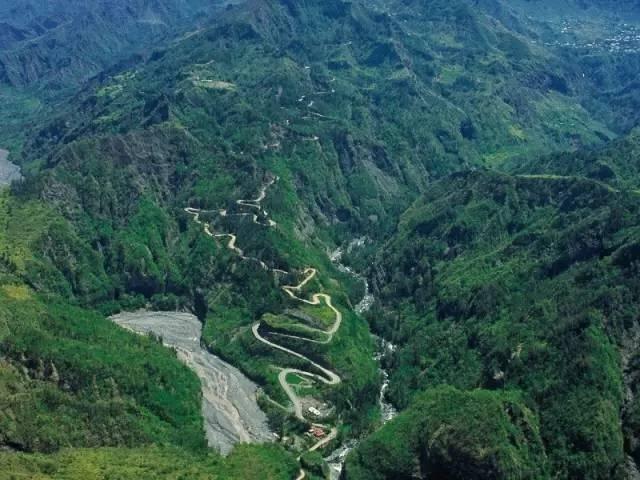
[356,170,640,478]
[509,128,640,191]
[0,287,204,453]
[345,386,549,480]
[2,0,640,477]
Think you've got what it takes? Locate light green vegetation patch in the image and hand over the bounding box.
[0,444,297,480]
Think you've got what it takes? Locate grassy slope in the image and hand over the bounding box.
[0,444,297,480]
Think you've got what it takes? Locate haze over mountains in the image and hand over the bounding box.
[0,0,237,87]
[1,0,640,479]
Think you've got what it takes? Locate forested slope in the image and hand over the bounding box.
[1,0,640,478]
[346,167,640,479]
[0,0,234,88]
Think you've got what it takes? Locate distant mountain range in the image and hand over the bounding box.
[0,0,236,87]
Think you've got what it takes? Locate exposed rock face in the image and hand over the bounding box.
[0,149,21,186]
[110,310,273,454]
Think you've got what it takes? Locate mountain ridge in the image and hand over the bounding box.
[1,0,640,478]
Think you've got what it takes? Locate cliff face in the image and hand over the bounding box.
[0,149,21,186]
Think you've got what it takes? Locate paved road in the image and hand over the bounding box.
[251,267,342,425]
[185,178,342,478]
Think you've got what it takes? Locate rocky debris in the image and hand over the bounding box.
[0,149,22,186]
[330,237,374,314]
[110,311,273,454]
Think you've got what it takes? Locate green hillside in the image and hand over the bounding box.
[509,128,640,191]
[0,444,297,480]
[347,169,640,478]
[2,0,640,478]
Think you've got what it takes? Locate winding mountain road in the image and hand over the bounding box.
[252,267,342,422]
[185,177,342,476]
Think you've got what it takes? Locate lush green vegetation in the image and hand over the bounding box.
[0,444,297,480]
[509,128,640,191]
[345,386,549,480]
[3,0,640,477]
[203,267,379,433]
[348,169,640,478]
[17,0,630,238]
[0,284,205,452]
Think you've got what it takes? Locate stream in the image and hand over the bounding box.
[326,240,398,479]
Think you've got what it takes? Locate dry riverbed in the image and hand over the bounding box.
[110,311,273,454]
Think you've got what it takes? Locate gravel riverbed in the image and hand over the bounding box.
[110,311,273,454]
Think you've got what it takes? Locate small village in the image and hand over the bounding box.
[547,19,640,54]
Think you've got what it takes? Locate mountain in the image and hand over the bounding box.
[346,385,550,479]
[472,0,640,20]
[17,0,636,233]
[506,0,640,17]
[346,167,640,478]
[509,128,640,191]
[0,0,236,154]
[0,0,235,88]
[1,0,640,478]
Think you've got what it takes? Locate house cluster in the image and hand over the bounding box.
[551,19,640,54]
[308,425,327,439]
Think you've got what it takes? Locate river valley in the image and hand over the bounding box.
[325,243,398,480]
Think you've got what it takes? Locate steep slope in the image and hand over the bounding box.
[348,169,640,479]
[0,192,206,452]
[19,0,624,238]
[7,0,631,441]
[472,0,640,133]
[0,0,235,88]
[346,386,549,480]
[0,0,236,152]
[501,0,640,18]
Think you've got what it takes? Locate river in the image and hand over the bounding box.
[109,310,273,455]
[326,240,398,479]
